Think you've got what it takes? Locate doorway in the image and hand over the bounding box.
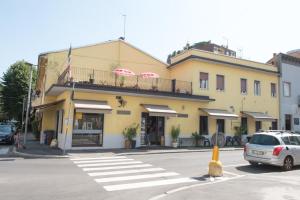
[216,119,225,133]
[285,114,292,131]
[142,113,165,145]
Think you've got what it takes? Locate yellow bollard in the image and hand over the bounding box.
[208,145,223,177]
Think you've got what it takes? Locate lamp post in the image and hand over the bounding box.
[23,63,36,147]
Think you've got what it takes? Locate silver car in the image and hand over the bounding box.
[244,131,300,170]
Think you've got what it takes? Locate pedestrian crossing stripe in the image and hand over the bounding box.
[103,178,197,191]
[88,168,165,177]
[77,161,143,168]
[82,164,153,171]
[73,158,134,164]
[70,156,127,161]
[94,172,179,183]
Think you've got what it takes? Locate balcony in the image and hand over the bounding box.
[57,67,192,94]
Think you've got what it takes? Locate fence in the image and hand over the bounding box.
[57,67,192,94]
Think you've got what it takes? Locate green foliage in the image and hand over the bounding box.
[171,125,180,142]
[234,126,247,136]
[191,131,200,140]
[1,61,37,121]
[123,123,139,141]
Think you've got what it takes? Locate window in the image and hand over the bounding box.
[254,80,261,96]
[241,117,248,135]
[289,136,300,145]
[200,72,209,89]
[272,120,278,130]
[72,113,104,147]
[217,119,225,133]
[250,135,280,145]
[283,82,291,97]
[271,83,276,97]
[200,116,208,135]
[240,78,247,94]
[255,121,262,132]
[216,75,225,91]
[282,137,290,145]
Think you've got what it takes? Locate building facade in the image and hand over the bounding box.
[271,53,300,132]
[34,39,279,150]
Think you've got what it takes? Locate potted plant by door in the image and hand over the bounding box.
[171,125,180,148]
[191,131,200,147]
[122,123,139,149]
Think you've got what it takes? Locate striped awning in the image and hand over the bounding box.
[200,108,238,119]
[34,100,65,110]
[74,100,112,114]
[141,104,177,117]
[242,111,274,121]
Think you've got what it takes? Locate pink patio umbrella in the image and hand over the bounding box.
[113,68,136,76]
[140,72,160,79]
[113,68,135,87]
[140,72,160,90]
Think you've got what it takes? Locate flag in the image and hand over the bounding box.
[67,45,72,81]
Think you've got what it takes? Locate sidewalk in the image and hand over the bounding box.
[13,133,67,158]
[12,133,243,158]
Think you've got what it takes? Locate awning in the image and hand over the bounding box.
[74,100,112,114]
[242,111,274,121]
[34,100,65,110]
[200,108,238,119]
[141,104,177,117]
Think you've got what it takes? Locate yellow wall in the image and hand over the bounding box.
[39,40,169,95]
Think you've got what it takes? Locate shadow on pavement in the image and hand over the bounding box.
[236,164,300,174]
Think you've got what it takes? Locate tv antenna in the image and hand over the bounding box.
[122,14,126,39]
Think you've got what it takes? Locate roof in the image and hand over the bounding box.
[38,39,168,66]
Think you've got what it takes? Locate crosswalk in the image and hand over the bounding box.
[70,155,197,192]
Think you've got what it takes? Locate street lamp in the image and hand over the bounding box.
[23,63,36,147]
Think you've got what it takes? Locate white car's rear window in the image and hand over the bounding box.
[250,134,280,145]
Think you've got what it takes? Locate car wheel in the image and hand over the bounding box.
[282,156,293,171]
[249,161,259,166]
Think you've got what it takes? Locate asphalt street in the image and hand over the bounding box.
[0,147,300,200]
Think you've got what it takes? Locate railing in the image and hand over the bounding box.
[57,67,192,95]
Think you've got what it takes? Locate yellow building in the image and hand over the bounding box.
[34,39,279,150]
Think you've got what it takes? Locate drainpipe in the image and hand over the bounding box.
[277,54,282,130]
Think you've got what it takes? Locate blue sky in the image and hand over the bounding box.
[0,0,299,76]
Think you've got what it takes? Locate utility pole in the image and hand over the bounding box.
[122,14,126,39]
[23,64,34,147]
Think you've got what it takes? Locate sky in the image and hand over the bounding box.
[0,0,300,76]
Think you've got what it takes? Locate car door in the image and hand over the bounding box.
[289,136,300,165]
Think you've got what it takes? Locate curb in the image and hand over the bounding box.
[11,147,69,159]
[115,148,243,156]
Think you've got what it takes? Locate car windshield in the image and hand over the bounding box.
[249,134,280,145]
[0,125,12,134]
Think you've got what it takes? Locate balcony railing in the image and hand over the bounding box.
[57,67,192,95]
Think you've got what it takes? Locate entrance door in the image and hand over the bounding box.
[142,113,165,145]
[285,114,292,131]
[216,119,225,133]
[241,117,248,134]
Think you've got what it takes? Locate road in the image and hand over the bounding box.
[0,148,299,200]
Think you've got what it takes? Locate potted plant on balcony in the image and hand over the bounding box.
[119,76,125,87]
[171,125,180,148]
[123,123,139,149]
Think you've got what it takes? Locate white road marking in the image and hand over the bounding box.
[95,172,179,183]
[88,168,165,177]
[73,158,133,164]
[77,161,143,168]
[222,163,247,168]
[104,178,197,191]
[149,175,246,200]
[82,164,153,171]
[70,156,127,161]
[223,171,241,176]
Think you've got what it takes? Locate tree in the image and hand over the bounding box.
[1,61,37,121]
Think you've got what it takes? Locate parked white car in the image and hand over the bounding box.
[244,131,300,170]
